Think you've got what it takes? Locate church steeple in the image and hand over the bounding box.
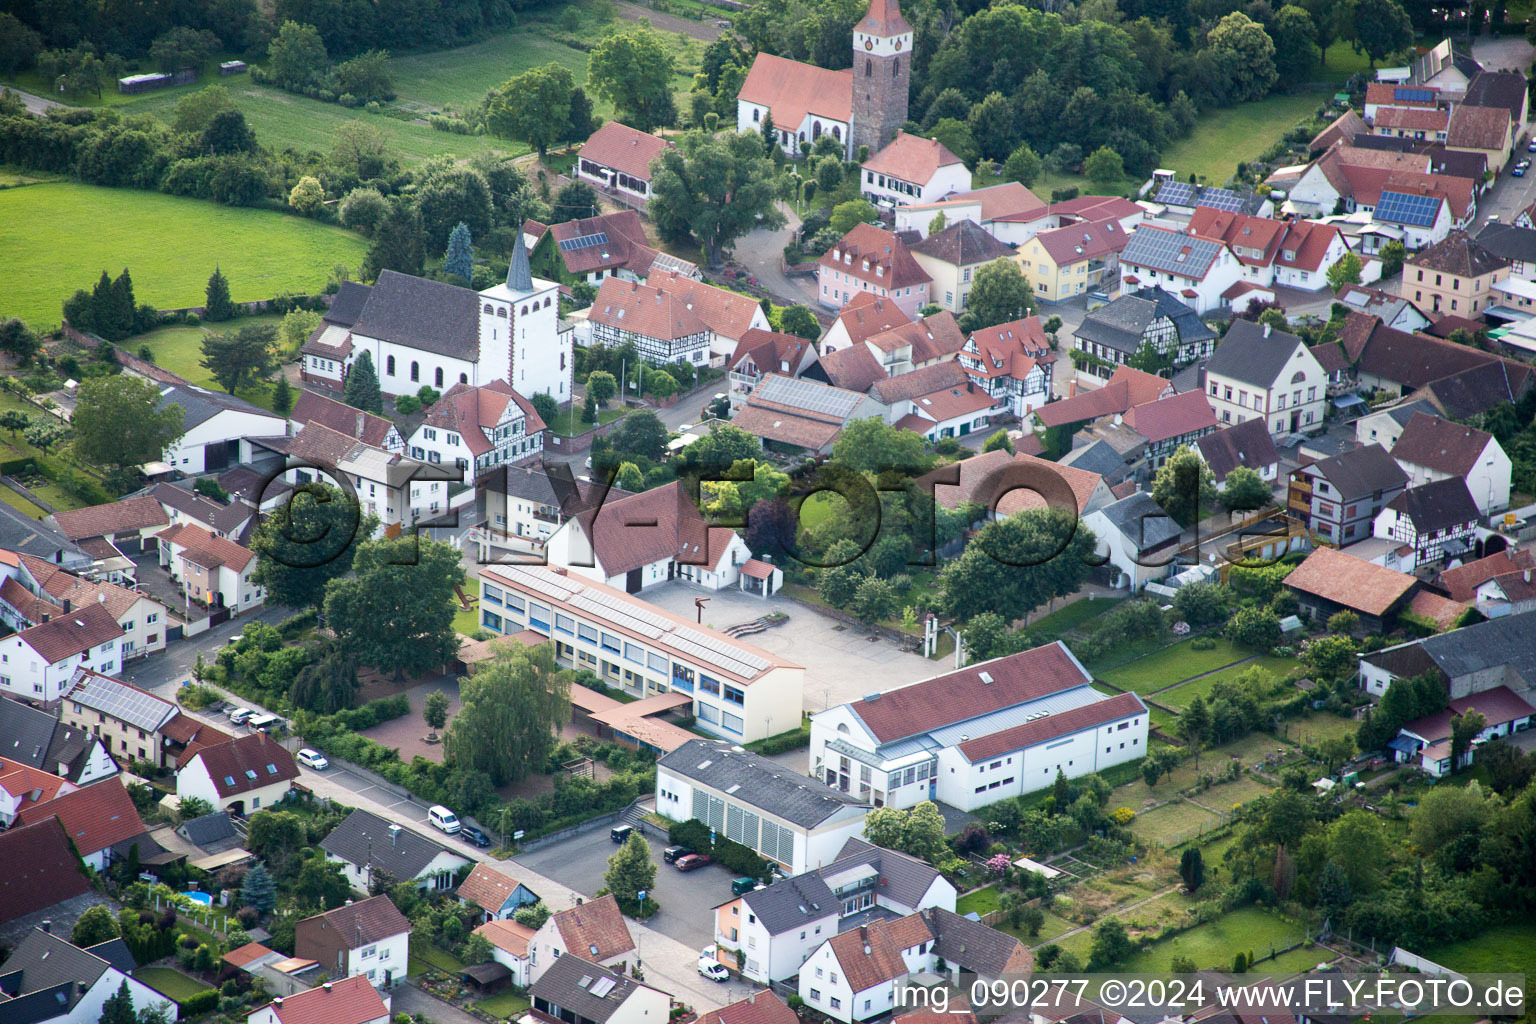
[507,232,533,293]
[851,0,912,158]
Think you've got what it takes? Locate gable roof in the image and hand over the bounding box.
[739,872,837,935]
[829,292,913,347]
[1121,226,1227,281]
[157,521,256,572]
[579,122,672,181]
[589,277,707,341]
[321,808,466,879]
[574,481,740,577]
[1311,108,1367,151]
[475,918,536,958]
[1033,365,1171,429]
[63,670,177,733]
[963,316,1052,381]
[923,906,1032,976]
[0,927,117,1014]
[1439,548,1536,602]
[1412,38,1481,85]
[1120,389,1216,444]
[820,223,931,290]
[903,182,1048,225]
[0,817,90,924]
[739,52,852,128]
[1463,70,1527,121]
[421,380,543,458]
[659,739,870,827]
[1302,443,1409,499]
[1206,319,1311,390]
[0,503,88,569]
[259,974,388,1024]
[1475,221,1536,262]
[868,360,969,406]
[1385,477,1480,533]
[186,733,299,797]
[529,955,659,1023]
[734,374,876,450]
[911,219,1012,267]
[546,210,681,278]
[846,642,1092,745]
[730,329,815,380]
[816,344,890,393]
[1284,546,1418,617]
[178,810,239,847]
[1074,289,1214,357]
[458,862,536,914]
[352,269,480,360]
[50,495,167,541]
[14,602,123,664]
[156,380,280,431]
[1407,231,1510,277]
[1033,217,1131,267]
[698,993,800,1024]
[821,837,944,909]
[1276,219,1347,272]
[650,270,765,341]
[551,893,636,961]
[914,448,1105,517]
[292,390,399,449]
[1447,103,1510,150]
[15,778,145,857]
[296,894,410,954]
[1420,358,1532,419]
[827,920,911,992]
[1389,411,1494,475]
[147,483,256,537]
[864,131,965,186]
[1091,492,1182,549]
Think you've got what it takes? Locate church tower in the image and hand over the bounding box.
[850,0,913,159]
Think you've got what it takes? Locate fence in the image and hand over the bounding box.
[150,891,234,938]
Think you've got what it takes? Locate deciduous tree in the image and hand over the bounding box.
[605,829,657,914]
[324,535,463,680]
[0,319,41,363]
[1083,146,1125,186]
[363,201,428,279]
[1205,12,1278,102]
[72,905,119,947]
[1151,445,1217,525]
[649,129,785,270]
[251,483,379,609]
[587,25,677,131]
[1271,4,1319,81]
[72,375,184,470]
[1002,144,1043,186]
[958,259,1036,333]
[1218,465,1272,514]
[1352,0,1413,65]
[267,20,328,91]
[1326,252,1364,291]
[939,508,1096,622]
[444,644,571,785]
[486,63,576,159]
[288,175,324,215]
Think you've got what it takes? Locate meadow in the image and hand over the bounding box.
[1096,637,1256,694]
[1156,91,1331,186]
[0,182,367,331]
[128,314,287,409]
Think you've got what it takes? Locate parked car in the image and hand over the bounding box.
[227,708,254,725]
[730,876,759,896]
[428,805,461,834]
[611,824,634,844]
[1516,165,1527,177]
[460,825,491,847]
[296,748,329,770]
[1527,139,1536,152]
[663,845,689,863]
[246,712,283,732]
[698,959,730,982]
[675,854,712,871]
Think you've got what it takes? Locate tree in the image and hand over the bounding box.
[486,63,575,159]
[1327,252,1364,291]
[1379,239,1407,279]
[251,483,379,610]
[333,50,394,101]
[151,26,219,73]
[939,508,1096,622]
[201,323,277,395]
[288,176,324,216]
[278,308,323,356]
[586,370,618,407]
[851,576,897,624]
[779,305,820,340]
[24,420,65,455]
[829,199,880,236]
[1271,4,1319,81]
[344,351,384,414]
[1218,465,1272,514]
[815,156,844,192]
[967,92,1018,163]
[363,202,427,279]
[72,375,185,470]
[1181,696,1212,769]
[0,411,29,439]
[240,862,277,913]
[324,536,463,680]
[1450,709,1487,771]
[424,690,450,732]
[1302,635,1356,680]
[1083,146,1125,187]
[605,829,657,914]
[615,461,645,492]
[531,392,559,425]
[101,980,137,1024]
[444,643,570,784]
[340,187,390,235]
[0,319,41,363]
[443,222,475,282]
[73,904,120,947]
[292,855,351,912]
[1089,919,1133,969]
[1227,605,1281,650]
[267,21,328,91]
[649,129,785,270]
[104,268,136,340]
[831,417,929,474]
[958,259,1036,333]
[961,612,1022,662]
[0,15,42,77]
[246,810,307,875]
[416,167,493,245]
[203,266,235,322]
[1179,847,1205,890]
[587,25,677,131]
[1002,144,1043,187]
[1152,445,1217,525]
[983,429,1014,454]
[928,118,978,168]
[1353,0,1413,65]
[553,181,601,222]
[1206,12,1278,102]
[172,85,237,135]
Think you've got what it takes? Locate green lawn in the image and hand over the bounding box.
[411,941,468,973]
[549,405,627,438]
[390,30,597,113]
[1283,711,1362,747]
[1156,655,1299,708]
[1,182,366,331]
[1429,923,1536,978]
[126,315,287,409]
[1097,638,1255,695]
[956,885,1002,916]
[1118,906,1312,973]
[475,992,533,1019]
[1027,595,1124,635]
[1128,798,1223,845]
[1194,773,1276,814]
[454,602,482,635]
[0,486,49,519]
[1313,41,1376,84]
[132,968,214,1005]
[1157,91,1332,186]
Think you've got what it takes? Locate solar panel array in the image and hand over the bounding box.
[1394,87,1436,102]
[1154,180,1250,212]
[570,592,666,640]
[1123,228,1219,279]
[676,625,770,671]
[755,374,863,417]
[73,674,174,732]
[1376,190,1441,227]
[499,565,579,602]
[558,231,610,252]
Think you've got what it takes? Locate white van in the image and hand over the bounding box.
[428,805,461,834]
[246,713,283,731]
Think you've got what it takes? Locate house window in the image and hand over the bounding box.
[411,361,420,382]
[387,356,396,375]
[435,367,444,388]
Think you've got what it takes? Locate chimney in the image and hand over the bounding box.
[323,982,332,993]
[42,614,49,623]
[1262,323,1271,337]
[389,823,402,847]
[62,598,71,613]
[357,412,365,436]
[1525,569,1531,584]
[40,920,51,934]
[274,998,283,1008]
[749,994,756,1005]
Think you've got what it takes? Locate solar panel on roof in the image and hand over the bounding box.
[72,675,173,732]
[1394,87,1435,102]
[570,593,666,640]
[1376,190,1441,228]
[675,626,771,672]
[499,565,578,601]
[558,232,611,252]
[1126,228,1217,277]
[756,375,862,417]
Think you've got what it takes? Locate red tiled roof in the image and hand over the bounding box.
[576,481,740,577]
[1188,208,1286,268]
[816,344,889,393]
[739,52,852,128]
[224,941,276,968]
[459,862,533,914]
[1366,82,1441,108]
[1284,546,1417,617]
[1121,389,1217,444]
[422,381,544,458]
[0,756,73,808]
[552,893,635,961]
[475,918,536,957]
[847,642,1093,744]
[51,495,167,541]
[0,817,90,924]
[1277,219,1345,273]
[864,313,966,364]
[828,921,911,993]
[579,122,672,182]
[907,182,1047,225]
[1031,217,1131,267]
[20,553,149,620]
[1447,103,1510,150]
[740,559,777,580]
[15,778,145,857]
[548,211,663,277]
[158,521,256,572]
[1438,549,1536,602]
[0,576,60,623]
[650,270,765,341]
[906,382,995,423]
[730,329,812,379]
[187,733,299,798]
[260,974,388,1024]
[589,277,707,342]
[963,317,1050,382]
[15,602,123,664]
[1406,590,1467,631]
[819,223,930,290]
[959,692,1146,762]
[1047,196,1142,222]
[856,0,912,35]
[1376,106,1450,133]
[863,131,964,186]
[292,390,397,449]
[1311,108,1367,151]
[1033,366,1170,428]
[830,291,913,346]
[698,993,800,1024]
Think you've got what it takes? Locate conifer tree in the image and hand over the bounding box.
[443,222,474,281]
[203,266,235,322]
[343,351,383,414]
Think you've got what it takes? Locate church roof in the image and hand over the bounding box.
[739,53,853,129]
[856,0,912,36]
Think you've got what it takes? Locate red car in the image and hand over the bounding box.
[675,854,713,871]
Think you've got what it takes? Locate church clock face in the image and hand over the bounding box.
[864,38,873,49]
[894,37,903,49]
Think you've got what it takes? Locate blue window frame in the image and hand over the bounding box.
[483,584,503,606]
[721,712,744,734]
[505,594,525,614]
[578,624,598,644]
[724,685,745,706]
[697,703,719,724]
[600,632,621,654]
[555,613,575,635]
[700,674,721,696]
[649,653,667,674]
[482,610,503,632]
[529,603,550,632]
[624,642,644,665]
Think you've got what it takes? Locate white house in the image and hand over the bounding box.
[736,53,853,158]
[265,423,459,535]
[157,382,288,475]
[408,381,545,487]
[657,739,872,876]
[576,121,673,209]
[12,775,151,872]
[1372,477,1481,570]
[809,644,1148,812]
[0,928,175,1024]
[156,522,264,613]
[1083,492,1183,593]
[1389,685,1535,775]
[1,603,124,703]
[291,389,405,453]
[1389,411,1510,515]
[545,482,753,594]
[474,919,538,985]
[1,553,168,662]
[892,182,1049,245]
[958,317,1054,418]
[471,465,610,560]
[714,838,956,983]
[320,809,471,893]
[1203,319,1327,435]
[295,895,411,990]
[458,862,541,922]
[528,893,635,983]
[529,954,668,1024]
[860,131,969,208]
[1118,226,1243,315]
[148,483,256,543]
[249,976,390,1024]
[177,733,299,816]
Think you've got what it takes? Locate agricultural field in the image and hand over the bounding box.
[0,182,366,331]
[1429,923,1536,980]
[1097,637,1256,694]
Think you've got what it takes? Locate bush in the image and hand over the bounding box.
[181,991,220,1015]
[667,819,772,880]
[1189,636,1216,651]
[394,394,421,414]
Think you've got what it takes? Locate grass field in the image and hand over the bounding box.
[1,182,366,331]
[1192,773,1276,813]
[1429,923,1536,978]
[127,314,286,408]
[1283,711,1361,747]
[1158,91,1331,186]
[454,602,482,636]
[1314,41,1376,84]
[1128,799,1223,845]
[1119,906,1309,973]
[957,886,1002,916]
[475,992,533,1019]
[1028,595,1124,634]
[132,968,213,1005]
[1156,655,1298,708]
[1097,638,1254,695]
[549,405,627,438]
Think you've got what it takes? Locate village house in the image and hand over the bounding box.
[156,522,263,613]
[916,448,1116,521]
[528,893,636,983]
[473,918,538,986]
[1446,103,1513,174]
[458,862,540,922]
[893,182,1049,245]
[1372,477,1482,571]
[529,210,698,287]
[1283,546,1419,634]
[1389,685,1535,774]
[1389,411,1510,515]
[730,375,886,457]
[248,975,391,1024]
[1195,417,1282,485]
[1287,443,1409,546]
[1472,567,1536,619]
[1083,492,1183,592]
[727,329,819,412]
[148,482,257,544]
[0,818,92,927]
[321,809,472,892]
[291,389,404,453]
[817,223,932,317]
[0,696,117,784]
[59,668,179,768]
[1204,320,1328,435]
[177,733,298,816]
[582,277,714,367]
[1116,389,1218,471]
[1015,218,1130,303]
[157,380,289,476]
[472,466,625,561]
[1119,226,1243,314]
[294,894,410,989]
[958,317,1054,417]
[649,269,774,363]
[859,131,969,208]
[576,122,673,209]
[1072,288,1218,378]
[1401,231,1511,318]
[1357,609,1536,698]
[407,380,545,486]
[14,776,151,871]
[529,954,667,1024]
[0,927,173,1024]
[49,495,169,562]
[0,755,74,827]
[1150,177,1273,218]
[909,220,1014,313]
[0,553,169,662]
[1,603,125,703]
[818,292,912,354]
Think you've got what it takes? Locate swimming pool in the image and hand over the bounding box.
[184,891,212,907]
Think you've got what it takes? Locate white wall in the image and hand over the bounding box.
[1397,440,1511,515]
[345,931,410,988]
[177,758,292,814]
[165,410,287,474]
[1,635,123,703]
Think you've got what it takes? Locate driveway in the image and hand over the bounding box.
[6,87,64,116]
[730,202,822,311]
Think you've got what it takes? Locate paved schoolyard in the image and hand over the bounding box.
[638,581,946,713]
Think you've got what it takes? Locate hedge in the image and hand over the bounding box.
[668,819,773,882]
[181,990,220,1015]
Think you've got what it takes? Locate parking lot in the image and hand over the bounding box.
[513,826,742,954]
